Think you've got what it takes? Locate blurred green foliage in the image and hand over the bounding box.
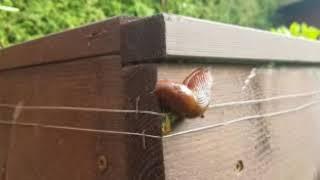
[0,0,281,47]
[271,22,320,40]
[0,4,19,12]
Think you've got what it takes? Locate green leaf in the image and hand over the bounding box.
[289,22,301,36]
[273,22,320,40]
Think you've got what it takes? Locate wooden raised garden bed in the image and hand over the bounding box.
[1,14,320,180]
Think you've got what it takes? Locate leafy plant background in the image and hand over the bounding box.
[272,22,320,40]
[0,0,281,47]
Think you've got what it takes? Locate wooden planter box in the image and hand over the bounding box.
[1,14,320,180]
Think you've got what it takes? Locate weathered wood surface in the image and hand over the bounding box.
[159,63,320,180]
[0,17,133,71]
[122,14,320,63]
[0,55,163,180]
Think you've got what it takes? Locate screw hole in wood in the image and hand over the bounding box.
[235,160,244,174]
[97,155,108,173]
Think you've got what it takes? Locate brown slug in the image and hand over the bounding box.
[155,67,213,119]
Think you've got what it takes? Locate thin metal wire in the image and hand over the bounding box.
[1,90,320,140]
[0,89,319,117]
[0,103,165,117]
[0,120,162,139]
[164,99,320,138]
[209,90,320,108]
[0,99,319,140]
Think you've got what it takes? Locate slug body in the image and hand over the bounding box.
[155,67,213,119]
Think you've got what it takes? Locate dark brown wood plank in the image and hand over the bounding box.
[121,15,166,63]
[0,17,133,71]
[122,14,320,64]
[158,63,320,180]
[0,55,163,180]
[122,64,164,180]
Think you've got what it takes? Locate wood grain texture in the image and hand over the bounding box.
[121,15,166,64]
[158,63,320,180]
[0,17,133,71]
[122,63,164,180]
[255,65,320,180]
[0,55,164,180]
[122,14,320,64]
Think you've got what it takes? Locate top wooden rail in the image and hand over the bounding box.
[122,14,320,64]
[1,13,320,71]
